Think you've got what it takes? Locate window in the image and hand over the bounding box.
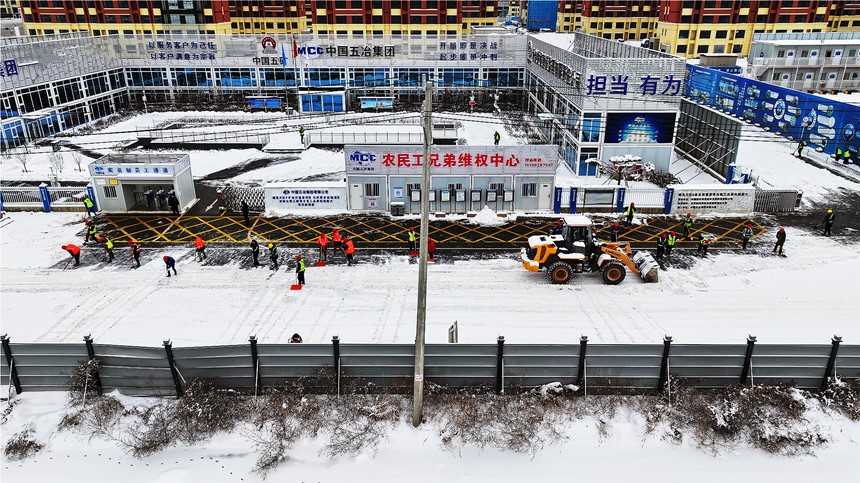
[715,30,727,39]
[699,30,711,39]
[732,45,743,54]
[735,30,745,38]
[521,183,537,197]
[103,185,117,198]
[364,183,380,197]
[777,50,785,58]
[489,182,505,192]
[697,45,709,54]
[677,45,688,54]
[407,183,421,198]
[679,30,689,39]
[447,183,463,191]
[800,50,808,57]
[581,113,601,143]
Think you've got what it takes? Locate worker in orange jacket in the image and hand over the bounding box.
[194,236,206,262]
[331,227,342,254]
[344,236,356,266]
[62,244,81,266]
[317,231,329,261]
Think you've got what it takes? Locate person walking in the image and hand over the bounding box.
[493,130,500,146]
[835,147,843,161]
[407,226,417,252]
[83,195,96,217]
[344,236,356,266]
[682,213,693,240]
[697,236,710,257]
[299,126,305,144]
[295,254,306,285]
[843,150,852,165]
[268,243,279,269]
[62,244,81,266]
[290,333,303,343]
[331,227,343,254]
[250,239,260,267]
[822,209,835,236]
[773,227,786,255]
[241,201,251,227]
[315,231,329,261]
[168,192,180,216]
[194,236,206,262]
[163,255,177,277]
[741,224,753,250]
[666,231,677,257]
[129,240,142,268]
[101,236,115,263]
[624,202,635,227]
[656,232,667,260]
[609,223,621,243]
[427,238,436,261]
[84,220,98,244]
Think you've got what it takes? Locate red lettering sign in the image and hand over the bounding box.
[412,153,423,166]
[458,153,472,167]
[475,154,488,167]
[506,155,520,167]
[490,154,504,167]
[383,153,395,167]
[397,153,410,167]
[443,153,456,167]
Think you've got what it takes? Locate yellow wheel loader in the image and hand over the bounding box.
[520,215,659,285]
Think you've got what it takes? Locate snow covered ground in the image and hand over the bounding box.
[2,391,857,483]
[3,108,860,482]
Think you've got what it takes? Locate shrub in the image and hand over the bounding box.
[4,424,43,461]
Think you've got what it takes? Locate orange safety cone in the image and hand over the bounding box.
[291,275,302,291]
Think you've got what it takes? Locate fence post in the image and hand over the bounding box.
[615,187,626,213]
[38,183,51,213]
[576,335,588,387]
[86,185,98,212]
[657,335,672,392]
[496,336,505,394]
[332,335,340,373]
[1,334,22,394]
[663,187,674,215]
[739,335,756,386]
[249,335,260,395]
[569,187,577,214]
[821,335,843,390]
[553,187,562,214]
[163,340,183,398]
[725,164,736,184]
[83,334,103,395]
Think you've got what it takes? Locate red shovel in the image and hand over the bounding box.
[290,275,302,291]
[314,261,326,267]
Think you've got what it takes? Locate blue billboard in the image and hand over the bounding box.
[686,64,860,157]
[525,0,558,31]
[359,97,394,110]
[604,112,676,144]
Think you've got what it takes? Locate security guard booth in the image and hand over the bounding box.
[88,153,196,213]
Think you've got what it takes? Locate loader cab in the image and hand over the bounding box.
[559,215,595,255]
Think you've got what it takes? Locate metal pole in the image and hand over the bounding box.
[821,335,843,390]
[412,79,433,427]
[740,335,756,386]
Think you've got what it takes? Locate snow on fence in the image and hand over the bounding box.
[139,129,271,147]
[0,186,42,207]
[47,187,87,206]
[1,336,855,397]
[303,126,459,148]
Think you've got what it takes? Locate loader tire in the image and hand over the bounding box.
[548,261,572,285]
[602,262,626,285]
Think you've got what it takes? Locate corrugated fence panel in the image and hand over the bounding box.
[340,344,414,386]
[257,344,332,384]
[95,344,175,397]
[585,344,664,390]
[668,344,747,389]
[425,344,496,387]
[171,345,253,390]
[750,344,832,389]
[835,345,860,379]
[8,343,88,391]
[504,344,579,387]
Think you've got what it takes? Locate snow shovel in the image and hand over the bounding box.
[290,275,303,291]
[315,259,326,267]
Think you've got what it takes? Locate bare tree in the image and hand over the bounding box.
[48,153,65,173]
[71,151,84,172]
[14,149,29,173]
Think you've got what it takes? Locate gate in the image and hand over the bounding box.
[754,189,802,212]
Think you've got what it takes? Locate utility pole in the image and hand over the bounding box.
[412,78,432,427]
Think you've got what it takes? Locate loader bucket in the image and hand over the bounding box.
[631,251,659,283]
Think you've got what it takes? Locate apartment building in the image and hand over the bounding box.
[522,0,860,58]
[17,0,499,37]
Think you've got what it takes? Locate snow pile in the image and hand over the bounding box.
[468,206,509,226]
